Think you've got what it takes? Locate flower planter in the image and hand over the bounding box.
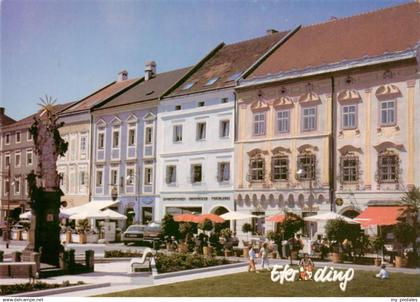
[243,247,249,258]
[235,249,242,257]
[203,246,210,256]
[331,252,342,263]
[291,251,298,260]
[271,251,277,259]
[66,231,72,243]
[79,233,87,244]
[178,243,188,253]
[374,258,382,266]
[224,250,232,257]
[395,256,407,268]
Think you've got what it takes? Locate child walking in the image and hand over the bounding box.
[260,243,270,271]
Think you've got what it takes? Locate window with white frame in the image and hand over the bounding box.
[145,126,153,145]
[14,177,20,195]
[110,169,118,186]
[249,156,265,181]
[196,122,206,140]
[96,170,103,187]
[27,130,33,141]
[191,164,202,183]
[144,167,153,185]
[253,112,266,136]
[220,120,230,138]
[173,125,183,142]
[128,126,136,146]
[5,153,10,167]
[271,155,289,181]
[276,110,290,133]
[217,162,230,182]
[80,171,86,186]
[4,179,10,195]
[5,133,10,145]
[126,167,135,185]
[98,131,105,149]
[380,100,396,126]
[166,165,176,184]
[378,152,399,183]
[15,152,21,167]
[26,149,33,166]
[16,131,21,143]
[297,153,316,180]
[340,155,359,183]
[80,135,87,155]
[342,104,357,129]
[302,107,317,131]
[112,128,120,148]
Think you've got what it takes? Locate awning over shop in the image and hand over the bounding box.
[61,200,119,217]
[354,206,405,227]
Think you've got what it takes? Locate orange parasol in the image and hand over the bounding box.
[266,214,286,223]
[173,213,198,223]
[194,213,225,224]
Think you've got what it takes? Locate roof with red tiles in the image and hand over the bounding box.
[0,111,16,127]
[95,67,192,110]
[165,30,291,97]
[249,2,420,79]
[62,78,141,114]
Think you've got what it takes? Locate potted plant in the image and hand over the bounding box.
[325,218,350,263]
[198,219,213,254]
[220,228,233,257]
[266,230,280,259]
[371,236,385,266]
[242,223,252,257]
[77,219,89,244]
[393,221,415,268]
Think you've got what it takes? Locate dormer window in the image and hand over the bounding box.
[198,101,205,107]
[226,71,242,82]
[181,81,195,91]
[205,77,219,86]
[175,105,181,111]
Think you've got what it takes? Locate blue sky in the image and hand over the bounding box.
[1,0,407,120]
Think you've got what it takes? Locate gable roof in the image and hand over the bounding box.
[2,102,75,130]
[95,67,192,110]
[61,78,141,115]
[0,112,16,127]
[165,30,291,98]
[248,2,420,81]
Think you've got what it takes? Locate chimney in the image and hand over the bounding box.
[145,61,157,81]
[329,16,338,21]
[266,29,278,35]
[117,70,128,82]
[0,107,4,116]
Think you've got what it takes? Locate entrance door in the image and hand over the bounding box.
[142,207,153,225]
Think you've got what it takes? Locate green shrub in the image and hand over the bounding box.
[155,252,231,273]
[105,250,143,258]
[0,281,84,296]
[198,219,213,232]
[220,228,232,239]
[242,223,252,233]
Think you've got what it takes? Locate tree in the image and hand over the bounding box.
[198,219,213,232]
[161,214,180,240]
[179,222,197,239]
[393,222,416,257]
[325,218,360,253]
[279,212,304,240]
[399,186,420,258]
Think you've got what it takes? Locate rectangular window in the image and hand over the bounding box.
[250,157,265,181]
[220,120,230,138]
[173,125,183,142]
[175,105,181,110]
[112,129,120,148]
[110,169,118,186]
[79,171,86,186]
[297,154,316,180]
[145,127,152,145]
[302,107,317,131]
[342,105,357,129]
[144,167,152,185]
[126,168,135,185]
[253,112,266,136]
[217,162,230,182]
[276,110,290,133]
[98,132,105,149]
[59,173,65,187]
[378,154,398,183]
[221,98,229,104]
[126,127,135,146]
[96,170,103,187]
[251,211,265,236]
[16,132,21,143]
[27,131,33,141]
[272,156,289,181]
[5,133,10,145]
[4,179,10,195]
[5,154,10,167]
[15,152,21,167]
[80,136,87,154]
[196,122,206,140]
[341,156,359,183]
[191,164,202,183]
[14,177,20,195]
[26,149,33,166]
[166,165,177,184]
[198,101,205,107]
[380,100,396,126]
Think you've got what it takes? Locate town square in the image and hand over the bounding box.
[0,0,419,299]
